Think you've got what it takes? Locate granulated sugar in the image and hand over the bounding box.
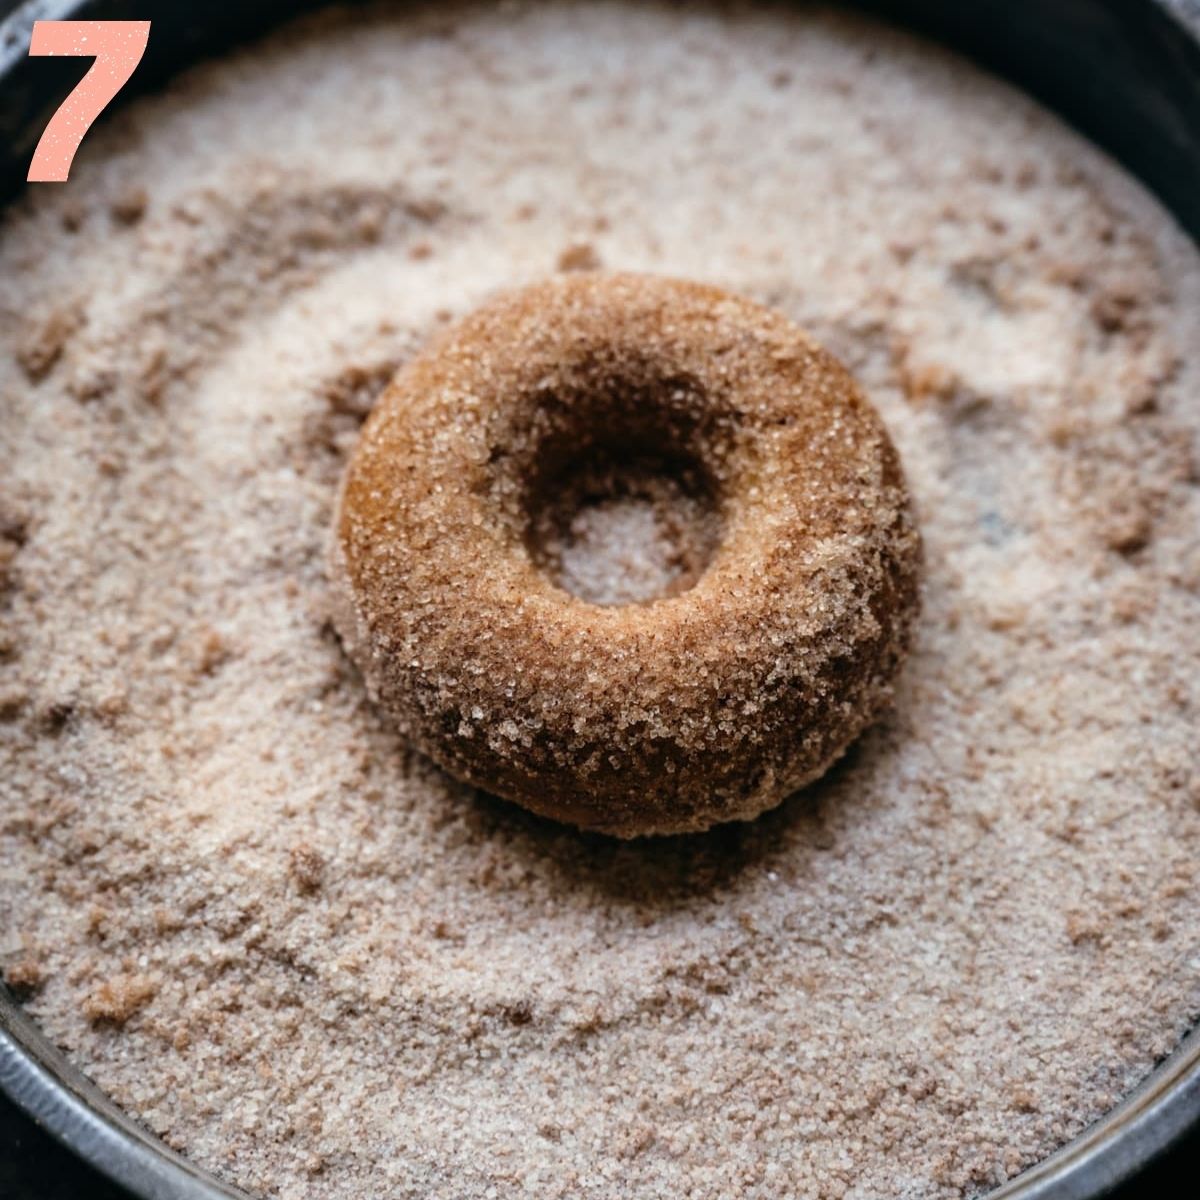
[1,3,1199,1198]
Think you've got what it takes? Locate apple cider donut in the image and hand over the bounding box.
[330,273,921,837]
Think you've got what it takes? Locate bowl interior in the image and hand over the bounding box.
[1,2,1198,1198]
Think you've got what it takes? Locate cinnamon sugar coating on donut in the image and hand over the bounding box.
[332,273,921,836]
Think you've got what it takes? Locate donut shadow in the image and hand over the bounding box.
[454,737,874,915]
[332,622,861,913]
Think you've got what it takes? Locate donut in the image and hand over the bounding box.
[330,273,921,837]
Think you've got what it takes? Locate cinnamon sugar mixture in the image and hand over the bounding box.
[1,3,1199,1198]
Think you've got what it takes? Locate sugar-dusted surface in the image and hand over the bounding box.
[332,274,920,837]
[1,3,1199,1198]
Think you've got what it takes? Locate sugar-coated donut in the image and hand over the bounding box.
[330,273,921,837]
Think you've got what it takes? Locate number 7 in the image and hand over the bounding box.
[27,21,151,184]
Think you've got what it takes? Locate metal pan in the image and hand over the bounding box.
[1,1,1198,1196]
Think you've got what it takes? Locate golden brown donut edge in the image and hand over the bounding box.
[330,273,922,837]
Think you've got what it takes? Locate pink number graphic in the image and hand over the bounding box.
[26,21,151,183]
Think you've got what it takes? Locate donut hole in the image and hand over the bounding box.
[522,437,723,607]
